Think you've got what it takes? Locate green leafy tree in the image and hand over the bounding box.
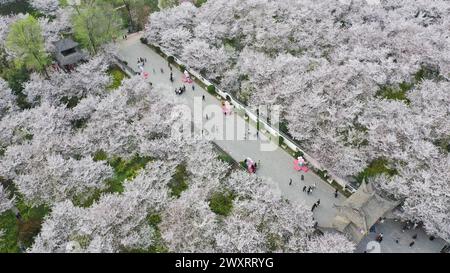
[6,15,50,78]
[72,3,123,54]
[194,0,207,7]
[158,0,178,9]
[106,0,154,31]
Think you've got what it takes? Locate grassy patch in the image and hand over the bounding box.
[0,210,19,253]
[122,213,168,253]
[146,213,168,253]
[1,65,32,109]
[15,201,50,249]
[414,66,440,82]
[355,158,397,184]
[266,233,282,252]
[145,0,160,12]
[107,66,127,90]
[209,191,235,216]
[107,154,152,191]
[168,163,189,198]
[376,66,441,104]
[434,138,450,153]
[79,152,152,207]
[194,0,208,8]
[217,153,235,165]
[376,83,412,103]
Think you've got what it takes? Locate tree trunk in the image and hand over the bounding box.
[122,0,135,32]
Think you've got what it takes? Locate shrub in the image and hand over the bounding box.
[107,66,127,90]
[218,153,234,165]
[93,150,108,161]
[355,158,397,184]
[167,56,175,63]
[239,161,247,170]
[0,210,19,252]
[209,191,234,216]
[140,37,148,44]
[207,85,216,94]
[294,150,304,158]
[194,0,208,8]
[179,64,186,71]
[278,120,292,138]
[15,202,50,249]
[279,136,284,146]
[147,213,162,227]
[168,163,189,198]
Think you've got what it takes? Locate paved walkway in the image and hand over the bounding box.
[117,33,344,228]
[356,219,448,253]
[116,33,446,252]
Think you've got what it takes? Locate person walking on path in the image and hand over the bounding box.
[334,189,338,198]
[289,178,292,186]
[160,68,164,73]
[409,241,415,248]
[301,174,304,181]
[311,203,317,212]
[302,186,307,192]
[192,85,195,91]
[376,233,383,242]
[202,94,205,101]
[316,199,320,206]
[307,186,312,195]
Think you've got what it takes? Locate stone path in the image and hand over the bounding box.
[117,33,344,228]
[356,219,448,253]
[116,33,446,252]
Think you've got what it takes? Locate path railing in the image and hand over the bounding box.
[123,34,355,194]
[113,56,137,76]
[156,46,353,193]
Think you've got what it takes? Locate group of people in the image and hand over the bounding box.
[302,183,316,195]
[175,85,186,95]
[244,158,258,174]
[376,232,384,242]
[137,57,147,74]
